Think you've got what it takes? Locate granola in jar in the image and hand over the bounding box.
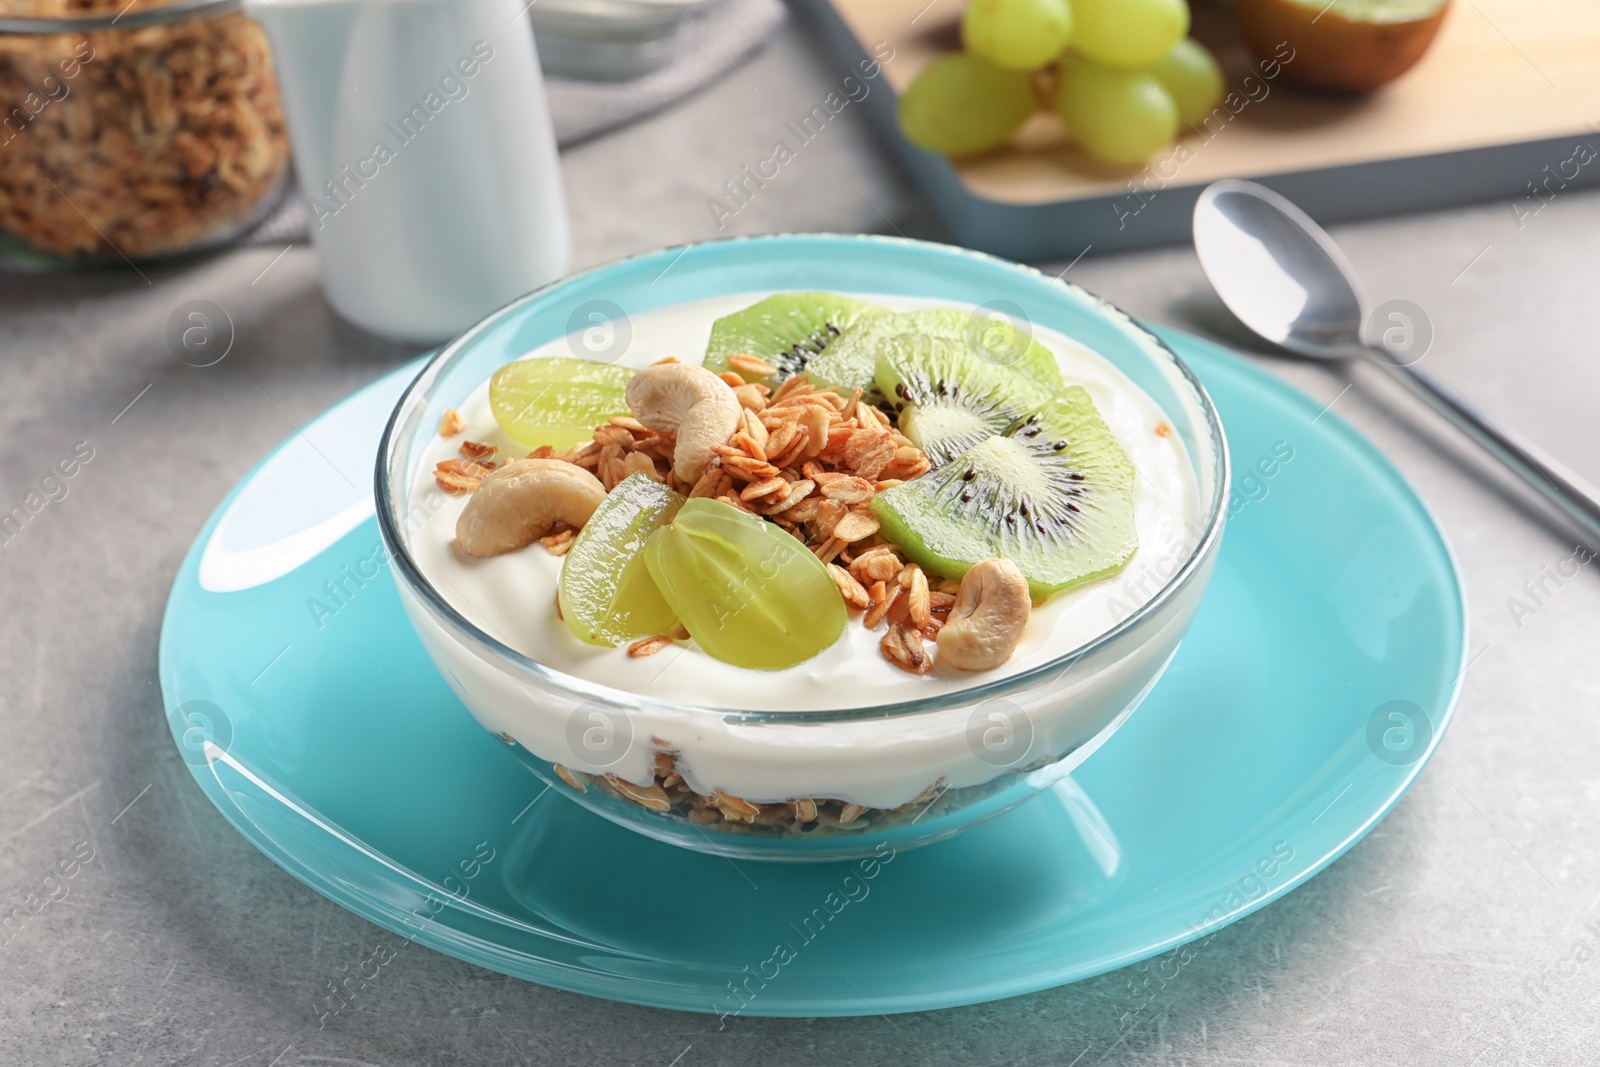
[0,0,289,261]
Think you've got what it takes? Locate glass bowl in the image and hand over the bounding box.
[376,234,1229,862]
[0,0,289,263]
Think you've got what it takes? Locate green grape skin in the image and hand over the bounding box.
[1149,38,1225,126]
[1069,0,1189,68]
[1055,59,1179,164]
[643,499,846,670]
[962,0,1074,72]
[897,54,1038,157]
[489,357,634,450]
[559,473,684,648]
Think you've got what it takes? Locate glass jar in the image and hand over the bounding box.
[0,0,289,263]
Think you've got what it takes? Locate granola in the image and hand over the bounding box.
[553,750,962,838]
[441,365,949,674]
[0,0,289,260]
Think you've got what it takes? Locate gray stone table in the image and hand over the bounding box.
[3,11,1598,1066]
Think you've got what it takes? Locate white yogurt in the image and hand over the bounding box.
[410,293,1199,711]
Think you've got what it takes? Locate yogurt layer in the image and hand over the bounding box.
[408,292,1201,713]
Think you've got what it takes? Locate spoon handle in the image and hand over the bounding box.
[1361,347,1600,546]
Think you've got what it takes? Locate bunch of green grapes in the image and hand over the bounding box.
[897,0,1225,165]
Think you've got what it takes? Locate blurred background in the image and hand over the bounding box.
[1,0,1591,316]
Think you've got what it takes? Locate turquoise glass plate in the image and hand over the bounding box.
[158,327,1465,1018]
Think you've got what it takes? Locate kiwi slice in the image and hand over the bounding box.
[871,387,1138,597]
[809,308,1067,395]
[703,292,885,386]
[873,333,1040,467]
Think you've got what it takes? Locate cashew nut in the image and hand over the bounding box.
[455,459,606,558]
[936,558,1031,671]
[624,362,740,483]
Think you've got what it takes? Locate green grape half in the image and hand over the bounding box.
[1069,0,1189,68]
[962,0,1074,72]
[1149,38,1225,125]
[559,473,684,647]
[489,356,634,450]
[897,54,1038,157]
[1056,59,1179,164]
[643,498,846,670]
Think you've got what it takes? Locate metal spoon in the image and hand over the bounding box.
[1192,178,1600,545]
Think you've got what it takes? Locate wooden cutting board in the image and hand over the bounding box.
[800,0,1600,259]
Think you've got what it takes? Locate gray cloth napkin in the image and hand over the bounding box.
[248,0,784,246]
[545,0,784,146]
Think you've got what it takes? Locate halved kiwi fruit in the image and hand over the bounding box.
[809,307,1068,395]
[703,292,885,386]
[871,386,1138,598]
[1235,0,1450,92]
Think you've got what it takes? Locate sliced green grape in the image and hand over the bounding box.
[489,357,634,450]
[962,0,1074,72]
[559,472,683,647]
[897,54,1038,157]
[1055,59,1179,164]
[1069,0,1189,68]
[1149,38,1225,125]
[643,498,846,670]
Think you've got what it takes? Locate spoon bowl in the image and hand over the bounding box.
[1193,180,1366,359]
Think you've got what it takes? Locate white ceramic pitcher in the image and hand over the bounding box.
[245,0,570,343]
